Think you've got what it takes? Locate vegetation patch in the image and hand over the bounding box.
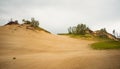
[66,23,120,49]
[91,40,120,50]
[6,18,51,33]
[68,34,94,40]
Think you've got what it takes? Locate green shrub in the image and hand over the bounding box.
[68,24,89,35]
[22,18,39,28]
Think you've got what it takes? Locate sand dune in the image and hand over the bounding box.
[0,24,120,69]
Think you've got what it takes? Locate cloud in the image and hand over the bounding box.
[0,0,120,34]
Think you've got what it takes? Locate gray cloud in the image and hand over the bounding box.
[0,0,120,34]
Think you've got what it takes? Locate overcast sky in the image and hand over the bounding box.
[0,0,120,34]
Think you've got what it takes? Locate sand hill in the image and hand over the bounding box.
[0,24,120,69]
[0,24,93,55]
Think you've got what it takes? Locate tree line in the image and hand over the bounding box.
[68,23,120,38]
[68,24,90,35]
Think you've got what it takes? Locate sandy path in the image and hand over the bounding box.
[0,25,120,69]
[0,50,120,69]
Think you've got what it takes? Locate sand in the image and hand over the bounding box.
[0,25,120,69]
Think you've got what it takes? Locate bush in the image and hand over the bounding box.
[68,24,89,35]
[96,28,108,38]
[22,18,39,28]
[31,18,39,27]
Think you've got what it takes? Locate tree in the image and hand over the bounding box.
[68,27,72,34]
[72,26,77,34]
[22,19,31,24]
[100,28,107,33]
[68,24,88,35]
[76,24,87,35]
[97,28,108,38]
[31,18,39,27]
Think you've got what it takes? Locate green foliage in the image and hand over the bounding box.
[91,40,120,50]
[31,18,39,27]
[72,26,77,34]
[22,19,31,24]
[100,28,107,33]
[68,27,72,34]
[68,24,89,35]
[22,18,50,33]
[22,18,39,28]
[97,28,108,38]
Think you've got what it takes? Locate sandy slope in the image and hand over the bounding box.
[0,25,120,69]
